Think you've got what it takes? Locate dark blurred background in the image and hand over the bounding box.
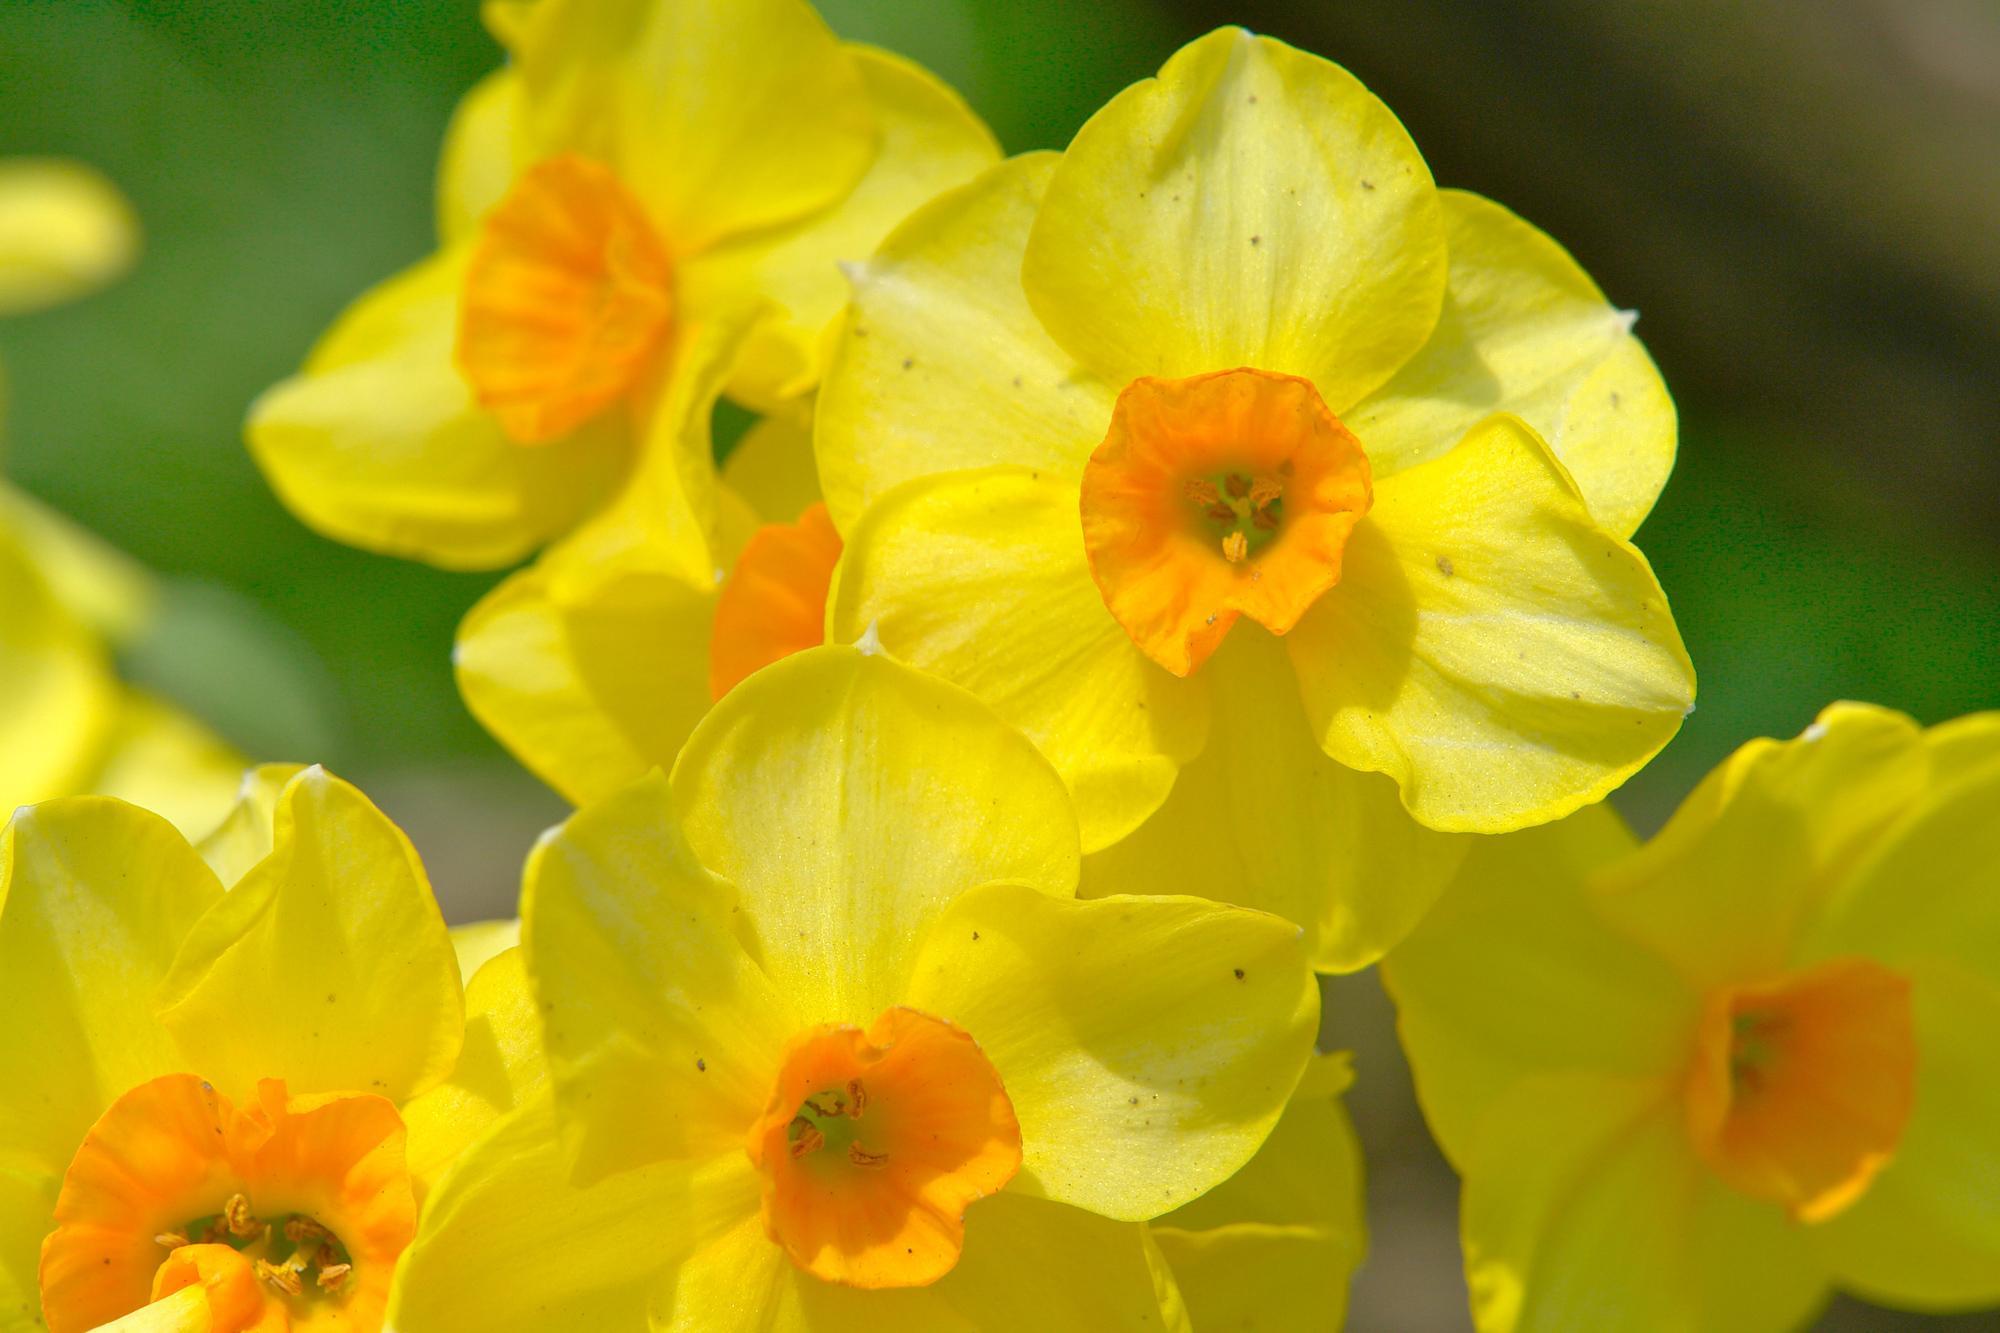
[1,2,1994,1327]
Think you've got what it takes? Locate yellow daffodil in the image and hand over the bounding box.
[0,766,544,1331]
[385,645,1320,1330]
[1383,702,2000,1331]
[454,415,839,805]
[816,26,1694,971]
[0,158,136,319]
[0,490,243,839]
[247,0,997,572]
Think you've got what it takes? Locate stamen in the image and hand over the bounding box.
[1224,473,1250,498]
[223,1193,265,1240]
[283,1215,332,1245]
[846,1079,868,1119]
[318,1262,353,1292]
[254,1257,303,1296]
[154,1231,189,1250]
[848,1144,890,1168]
[1222,532,1248,563]
[1183,478,1221,505]
[789,1119,826,1159]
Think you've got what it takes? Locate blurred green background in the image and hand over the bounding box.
[2,2,1995,1328]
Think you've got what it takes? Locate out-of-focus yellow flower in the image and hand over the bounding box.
[1384,703,2000,1331]
[817,26,1693,972]
[0,767,545,1331]
[455,415,838,805]
[387,645,1319,1330]
[0,489,243,839]
[0,158,136,319]
[247,0,997,573]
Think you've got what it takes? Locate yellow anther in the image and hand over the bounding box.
[153,1231,189,1250]
[846,1079,868,1119]
[1222,531,1248,563]
[223,1193,265,1239]
[1183,478,1221,505]
[1249,475,1284,509]
[1224,473,1250,498]
[283,1215,332,1245]
[318,1261,353,1292]
[848,1143,890,1168]
[789,1123,826,1159]
[254,1257,303,1296]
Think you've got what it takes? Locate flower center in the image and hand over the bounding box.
[708,501,843,701]
[39,1073,416,1332]
[747,1006,1021,1289]
[456,153,675,445]
[1080,367,1372,676]
[1683,956,1915,1222]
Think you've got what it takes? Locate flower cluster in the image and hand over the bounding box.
[1,3,1993,1331]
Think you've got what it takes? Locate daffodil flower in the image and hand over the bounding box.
[247,0,998,573]
[0,491,244,839]
[1384,703,2000,1330]
[817,27,1695,971]
[0,767,544,1331]
[454,416,841,806]
[385,645,1320,1330]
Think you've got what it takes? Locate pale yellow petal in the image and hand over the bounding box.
[155,767,463,1105]
[245,248,632,570]
[1021,29,1444,406]
[192,762,303,888]
[436,68,522,244]
[905,884,1316,1221]
[0,1164,57,1331]
[508,0,874,252]
[0,483,155,645]
[523,772,795,1180]
[720,415,819,525]
[672,646,1080,1023]
[1291,414,1694,832]
[815,152,1118,530]
[681,45,1000,411]
[828,468,1206,852]
[0,525,118,810]
[79,691,245,843]
[0,798,221,1174]
[1083,630,1468,972]
[1348,190,1670,536]
[449,918,520,986]
[1381,804,1694,1170]
[0,158,137,316]
[402,947,547,1195]
[1925,710,2000,786]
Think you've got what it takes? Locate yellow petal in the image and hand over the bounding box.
[245,248,632,570]
[1,1164,57,1331]
[1925,710,2000,786]
[904,883,1315,1221]
[0,798,221,1175]
[78,691,245,843]
[1809,958,2000,1310]
[815,152,1118,530]
[436,69,521,244]
[672,646,1081,1022]
[1598,701,1926,990]
[523,772,795,1181]
[681,45,1000,412]
[401,946,546,1195]
[1148,1051,1365,1330]
[720,414,820,525]
[0,158,137,316]
[1290,414,1694,832]
[0,524,118,810]
[829,467,1206,852]
[937,1193,1186,1331]
[388,1099,741,1333]
[448,918,520,986]
[0,483,156,646]
[508,0,874,253]
[155,766,463,1105]
[455,542,718,806]
[191,761,302,888]
[1461,1075,1825,1333]
[1381,804,1695,1170]
[85,1282,211,1333]
[1083,630,1468,971]
[1021,28,1444,406]
[1348,190,1670,536]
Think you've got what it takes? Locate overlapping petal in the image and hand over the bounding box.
[1290,414,1694,832]
[1021,28,1445,406]
[904,884,1315,1221]
[1348,190,1671,536]
[0,526,117,811]
[245,249,632,568]
[401,947,547,1192]
[1082,631,1468,971]
[829,467,1207,851]
[670,647,1080,1023]
[680,46,1000,411]
[155,767,463,1105]
[79,692,244,843]
[436,69,521,244]
[815,153,1117,530]
[506,0,874,252]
